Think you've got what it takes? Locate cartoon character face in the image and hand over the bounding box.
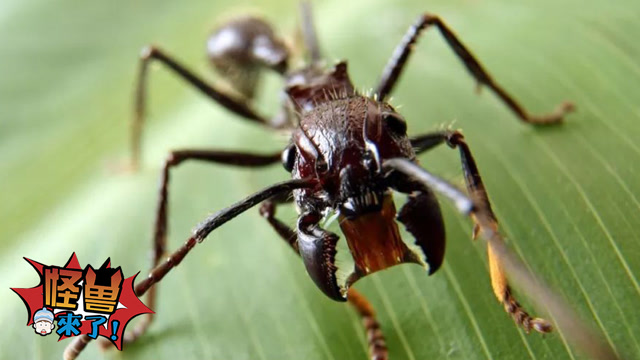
[32,307,56,336]
[33,320,55,335]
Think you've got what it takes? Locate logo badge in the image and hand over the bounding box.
[11,253,153,350]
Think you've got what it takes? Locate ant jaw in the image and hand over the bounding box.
[338,163,388,219]
[339,190,385,219]
[338,193,427,286]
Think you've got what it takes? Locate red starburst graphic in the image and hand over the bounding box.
[11,253,153,350]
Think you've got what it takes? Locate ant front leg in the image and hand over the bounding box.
[386,134,552,334]
[65,149,281,358]
[347,288,389,360]
[259,200,388,360]
[375,14,575,124]
[442,132,549,332]
[131,46,273,169]
[127,149,282,344]
[259,195,297,252]
[63,177,315,360]
[382,156,618,359]
[410,130,494,237]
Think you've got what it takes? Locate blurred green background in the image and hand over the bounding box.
[2,0,639,359]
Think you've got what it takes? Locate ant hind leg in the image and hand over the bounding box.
[375,14,574,124]
[132,46,280,170]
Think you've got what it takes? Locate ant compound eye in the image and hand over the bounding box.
[383,113,407,136]
[281,144,297,172]
[315,158,328,173]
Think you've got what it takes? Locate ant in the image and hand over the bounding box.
[65,2,577,360]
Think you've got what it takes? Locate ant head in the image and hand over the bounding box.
[291,93,414,215]
[337,98,412,218]
[291,94,421,297]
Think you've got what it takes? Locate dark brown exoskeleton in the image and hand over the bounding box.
[65,3,580,360]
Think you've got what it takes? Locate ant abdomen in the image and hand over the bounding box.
[207,16,289,100]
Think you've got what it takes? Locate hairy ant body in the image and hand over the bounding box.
[64,3,580,359]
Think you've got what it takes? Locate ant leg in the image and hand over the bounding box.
[411,130,495,233]
[443,133,551,333]
[348,288,389,360]
[259,196,298,252]
[299,1,322,63]
[126,149,282,345]
[63,177,315,360]
[384,148,552,334]
[132,46,272,169]
[385,157,619,359]
[82,150,281,354]
[259,200,388,360]
[375,14,574,123]
[409,131,454,155]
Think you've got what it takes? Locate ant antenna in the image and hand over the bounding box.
[362,115,381,173]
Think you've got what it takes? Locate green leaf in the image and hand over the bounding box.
[2,0,639,359]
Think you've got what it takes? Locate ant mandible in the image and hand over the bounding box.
[65,2,575,359]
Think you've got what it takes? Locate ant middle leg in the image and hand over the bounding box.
[375,14,574,124]
[259,197,389,360]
